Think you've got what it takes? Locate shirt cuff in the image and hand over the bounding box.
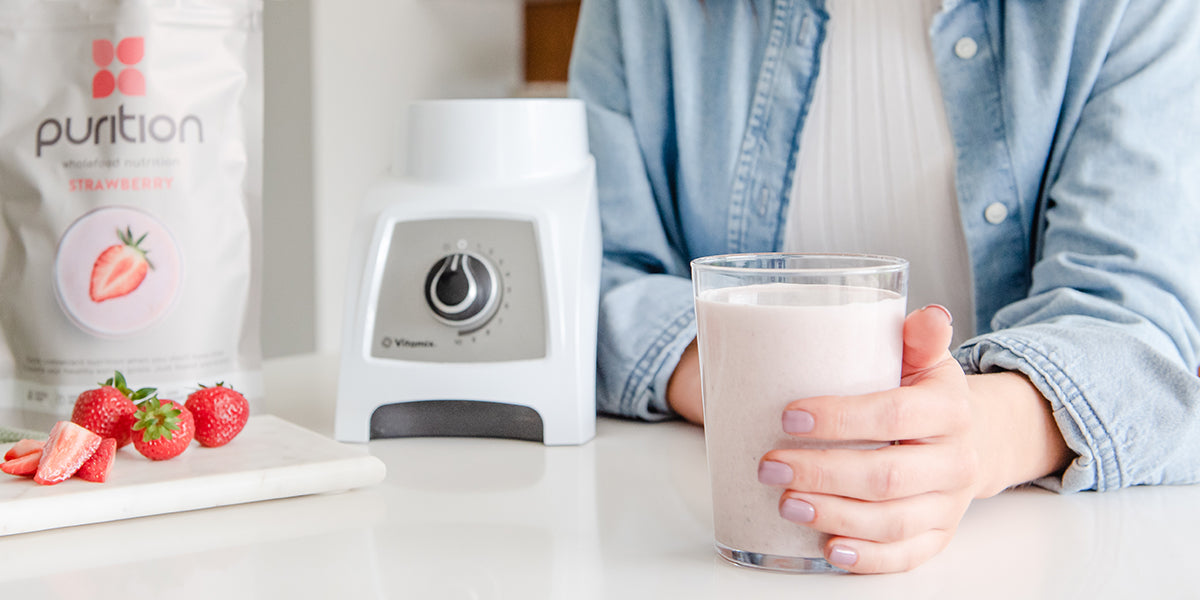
[955,333,1104,493]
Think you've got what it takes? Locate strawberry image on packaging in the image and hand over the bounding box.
[54,206,182,336]
[89,226,154,303]
[0,0,265,428]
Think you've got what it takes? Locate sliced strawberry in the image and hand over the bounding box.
[4,439,44,461]
[35,421,102,485]
[89,226,153,303]
[75,438,117,483]
[2,449,43,477]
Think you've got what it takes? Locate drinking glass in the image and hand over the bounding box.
[692,253,908,572]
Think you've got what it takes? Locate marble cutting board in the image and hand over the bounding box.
[0,415,387,536]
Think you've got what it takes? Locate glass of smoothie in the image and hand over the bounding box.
[691,253,908,573]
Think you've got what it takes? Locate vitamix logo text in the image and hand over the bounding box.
[34,36,204,158]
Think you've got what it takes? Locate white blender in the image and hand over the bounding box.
[335,98,600,446]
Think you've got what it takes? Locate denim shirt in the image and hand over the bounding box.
[568,0,1200,493]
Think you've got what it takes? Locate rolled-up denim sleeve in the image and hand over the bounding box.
[595,261,696,421]
[568,0,695,420]
[956,0,1200,492]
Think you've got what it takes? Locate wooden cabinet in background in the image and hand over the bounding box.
[523,0,581,83]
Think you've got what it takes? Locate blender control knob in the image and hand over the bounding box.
[424,252,501,331]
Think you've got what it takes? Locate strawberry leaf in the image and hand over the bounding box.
[132,398,181,442]
[99,370,158,403]
[130,387,157,402]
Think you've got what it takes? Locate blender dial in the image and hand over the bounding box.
[424,252,501,331]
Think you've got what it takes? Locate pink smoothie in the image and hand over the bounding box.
[696,283,905,560]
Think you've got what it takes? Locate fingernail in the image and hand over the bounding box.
[757,460,793,486]
[780,498,815,523]
[922,304,953,325]
[782,410,815,434]
[828,544,858,567]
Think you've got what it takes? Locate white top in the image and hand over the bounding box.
[784,0,976,342]
[4,353,1199,598]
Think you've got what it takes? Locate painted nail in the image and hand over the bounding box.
[922,303,953,325]
[828,544,858,568]
[782,410,815,434]
[780,498,815,523]
[757,460,793,486]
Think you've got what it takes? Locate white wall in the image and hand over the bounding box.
[263,0,524,357]
[263,0,317,358]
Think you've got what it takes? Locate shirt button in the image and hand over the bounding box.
[758,189,770,217]
[955,37,978,59]
[984,202,1009,224]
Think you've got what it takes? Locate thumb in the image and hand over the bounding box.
[902,304,955,375]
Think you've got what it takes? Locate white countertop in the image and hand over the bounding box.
[3,353,1198,598]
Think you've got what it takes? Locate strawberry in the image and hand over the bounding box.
[131,398,194,460]
[4,439,44,461]
[89,226,154,302]
[35,421,102,485]
[75,438,117,483]
[2,449,43,477]
[71,371,155,448]
[185,383,250,448]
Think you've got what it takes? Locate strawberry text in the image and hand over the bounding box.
[69,177,174,192]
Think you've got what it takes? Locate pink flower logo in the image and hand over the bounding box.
[93,37,145,98]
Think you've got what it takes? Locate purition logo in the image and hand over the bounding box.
[32,34,203,157]
[93,37,145,98]
[33,34,205,157]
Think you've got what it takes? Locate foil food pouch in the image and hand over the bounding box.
[0,0,263,428]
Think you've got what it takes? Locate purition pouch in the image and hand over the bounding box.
[0,0,264,428]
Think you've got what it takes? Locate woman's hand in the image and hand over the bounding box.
[756,305,1072,574]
